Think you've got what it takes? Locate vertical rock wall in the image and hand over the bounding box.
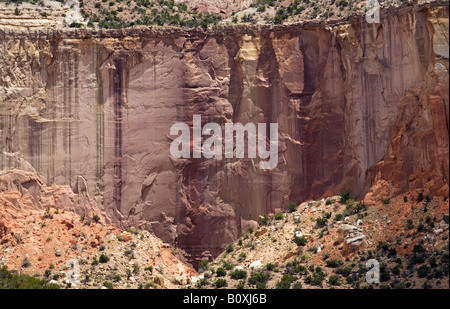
[0,3,448,261]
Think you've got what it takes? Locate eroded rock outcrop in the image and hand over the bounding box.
[0,2,448,263]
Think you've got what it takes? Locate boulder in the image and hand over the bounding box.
[249,260,263,270]
[337,224,360,242]
[434,228,444,235]
[343,233,367,254]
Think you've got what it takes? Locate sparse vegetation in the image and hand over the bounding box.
[293,236,308,246]
[274,212,284,220]
[382,198,391,205]
[230,269,247,280]
[214,278,227,288]
[0,266,59,289]
[288,202,298,213]
[340,190,352,204]
[99,253,110,263]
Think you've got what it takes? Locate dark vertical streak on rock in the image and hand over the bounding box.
[113,53,124,214]
[74,48,80,187]
[95,43,105,195]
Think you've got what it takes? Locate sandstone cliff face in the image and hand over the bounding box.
[0,2,448,262]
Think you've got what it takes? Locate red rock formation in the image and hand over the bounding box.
[0,2,448,262]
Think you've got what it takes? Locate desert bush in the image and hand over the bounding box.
[293,236,307,246]
[99,253,110,263]
[214,278,227,288]
[340,190,351,204]
[417,265,431,278]
[215,268,226,277]
[248,271,270,286]
[328,275,339,286]
[275,212,284,220]
[230,269,247,280]
[326,259,343,268]
[276,274,295,289]
[382,198,391,205]
[0,266,59,289]
[316,217,328,227]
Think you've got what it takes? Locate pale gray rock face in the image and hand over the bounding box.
[0,4,448,263]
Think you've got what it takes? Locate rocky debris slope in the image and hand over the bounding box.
[199,191,449,289]
[0,170,196,289]
[0,1,448,264]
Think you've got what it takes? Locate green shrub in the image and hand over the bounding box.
[426,216,434,228]
[248,272,270,286]
[387,248,397,258]
[288,202,297,213]
[69,22,83,28]
[417,223,425,232]
[99,253,110,263]
[325,259,343,268]
[340,190,351,204]
[391,265,401,276]
[409,253,425,266]
[275,212,284,220]
[346,275,355,284]
[91,257,99,266]
[379,264,390,282]
[382,198,391,205]
[335,214,343,221]
[224,243,234,253]
[417,265,431,278]
[144,266,153,273]
[413,244,425,253]
[236,280,245,289]
[328,275,339,286]
[259,215,269,226]
[0,266,59,289]
[44,207,53,219]
[266,263,276,271]
[293,265,308,275]
[103,281,113,289]
[316,217,328,227]
[377,241,390,252]
[198,259,209,271]
[230,269,247,280]
[293,236,307,246]
[214,278,227,288]
[215,268,226,277]
[417,193,424,202]
[336,265,352,277]
[428,257,437,268]
[433,269,444,279]
[276,274,295,289]
[310,270,325,286]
